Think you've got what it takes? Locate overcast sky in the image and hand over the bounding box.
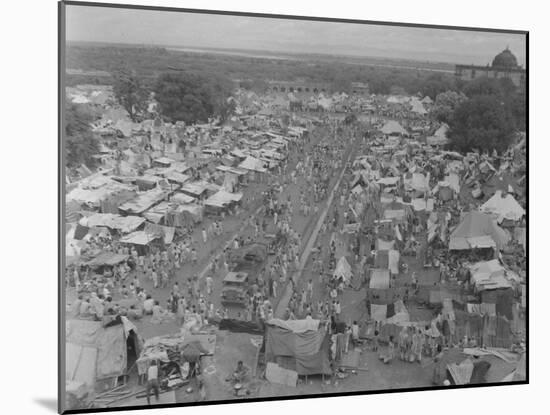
[66,5,526,66]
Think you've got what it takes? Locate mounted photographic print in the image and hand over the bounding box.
[59,1,528,413]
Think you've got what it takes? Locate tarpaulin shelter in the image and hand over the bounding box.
[433,181,454,201]
[427,123,449,146]
[177,204,203,224]
[238,156,267,173]
[376,239,395,251]
[204,190,243,209]
[380,120,408,136]
[369,269,390,290]
[388,249,400,275]
[180,181,209,198]
[136,332,215,376]
[119,231,160,247]
[67,177,136,209]
[449,211,510,250]
[410,99,427,115]
[79,213,145,234]
[264,319,331,376]
[480,191,525,223]
[410,198,435,212]
[143,201,183,226]
[118,188,169,215]
[469,259,514,293]
[164,171,190,186]
[404,172,430,193]
[171,192,195,204]
[66,317,142,389]
[143,222,175,245]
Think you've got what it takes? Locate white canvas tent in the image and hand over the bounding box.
[410,99,427,115]
[333,256,352,282]
[238,156,267,173]
[449,211,510,250]
[480,190,525,223]
[204,190,243,208]
[469,259,513,291]
[427,123,449,146]
[380,120,408,136]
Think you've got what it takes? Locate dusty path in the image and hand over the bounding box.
[275,128,362,317]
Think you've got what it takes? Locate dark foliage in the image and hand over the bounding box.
[448,95,515,153]
[65,102,100,168]
[154,71,233,124]
[112,71,149,121]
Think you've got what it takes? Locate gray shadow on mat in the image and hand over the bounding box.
[34,398,57,413]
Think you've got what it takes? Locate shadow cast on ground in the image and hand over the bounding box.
[34,398,57,413]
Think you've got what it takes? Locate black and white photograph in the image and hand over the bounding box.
[59,1,527,413]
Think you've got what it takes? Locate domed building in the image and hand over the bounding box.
[455,47,526,89]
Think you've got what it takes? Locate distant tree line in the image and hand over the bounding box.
[67,45,526,164]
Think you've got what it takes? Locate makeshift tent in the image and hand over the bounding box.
[238,156,267,172]
[264,319,331,376]
[119,231,160,246]
[204,190,243,208]
[380,120,408,136]
[404,172,430,193]
[469,260,513,291]
[410,99,427,115]
[388,250,400,275]
[66,318,142,388]
[136,332,215,376]
[377,239,395,251]
[67,178,136,208]
[171,192,195,204]
[164,171,190,186]
[369,269,390,290]
[410,198,434,212]
[143,222,176,245]
[433,181,454,201]
[427,123,449,146]
[480,190,525,223]
[118,188,169,215]
[180,181,209,198]
[333,256,352,282]
[79,213,145,234]
[449,212,510,250]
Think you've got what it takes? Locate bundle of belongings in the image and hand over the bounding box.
[136,332,215,388]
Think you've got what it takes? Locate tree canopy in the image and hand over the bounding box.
[154,71,233,124]
[432,90,468,124]
[112,71,149,122]
[65,102,100,169]
[420,74,457,99]
[448,95,515,153]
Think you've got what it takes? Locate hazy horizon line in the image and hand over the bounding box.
[66,39,465,67]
